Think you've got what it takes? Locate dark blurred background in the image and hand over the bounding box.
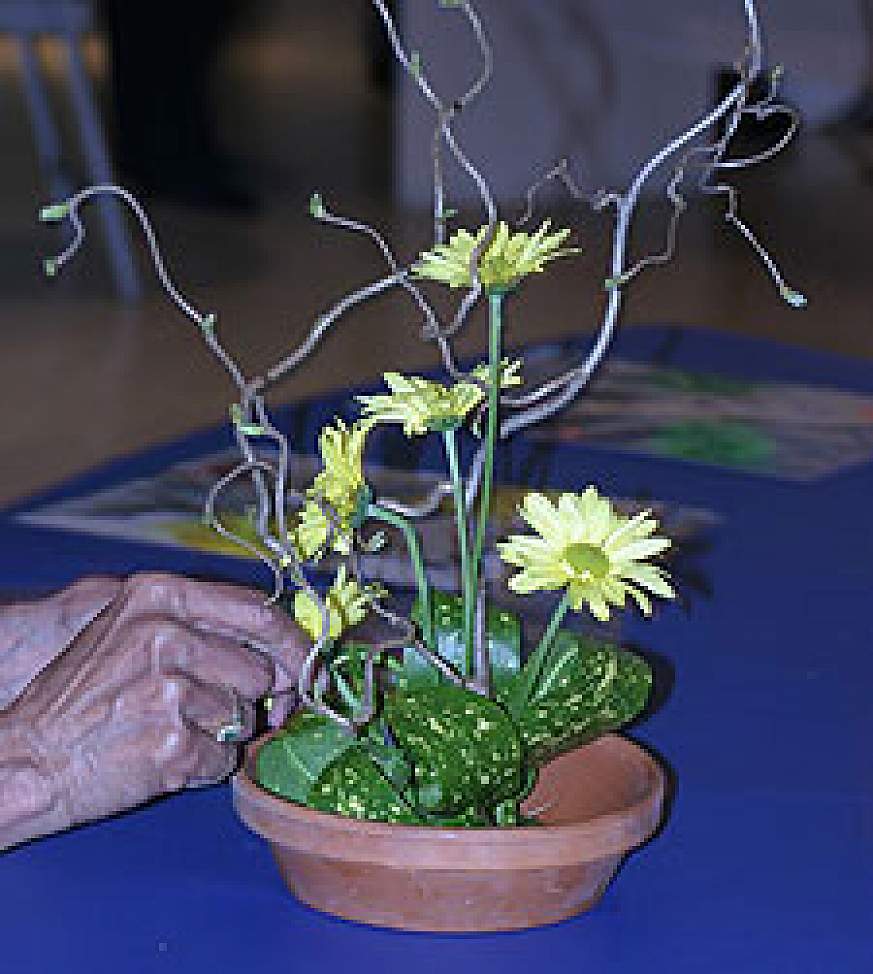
[0,0,870,506]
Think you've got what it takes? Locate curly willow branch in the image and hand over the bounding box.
[40,0,802,728]
[40,184,351,721]
[370,0,498,348]
[385,0,801,520]
[498,0,803,443]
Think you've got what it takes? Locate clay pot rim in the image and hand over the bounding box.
[233,732,664,868]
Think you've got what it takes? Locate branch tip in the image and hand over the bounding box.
[39,202,70,223]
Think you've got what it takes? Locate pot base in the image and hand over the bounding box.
[234,734,664,932]
[273,851,622,932]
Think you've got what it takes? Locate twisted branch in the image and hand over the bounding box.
[40,0,800,729]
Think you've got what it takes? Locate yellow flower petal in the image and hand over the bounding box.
[293,567,382,642]
[568,582,611,622]
[614,537,672,562]
[358,371,487,437]
[604,510,657,550]
[469,357,524,389]
[290,500,330,561]
[499,486,675,623]
[601,576,630,608]
[307,418,371,529]
[624,582,653,616]
[412,221,580,291]
[621,563,675,600]
[558,491,612,544]
[496,535,554,566]
[519,493,568,547]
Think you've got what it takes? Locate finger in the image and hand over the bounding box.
[120,573,308,684]
[161,630,275,702]
[265,689,299,729]
[186,740,239,790]
[163,729,239,792]
[178,673,256,743]
[49,575,123,640]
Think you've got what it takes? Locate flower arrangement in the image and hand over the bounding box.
[38,0,803,899]
[257,247,676,824]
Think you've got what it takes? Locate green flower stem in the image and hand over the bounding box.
[470,289,505,686]
[506,591,572,718]
[473,290,504,572]
[368,503,433,648]
[443,428,475,676]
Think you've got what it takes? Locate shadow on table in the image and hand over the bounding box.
[626,645,678,843]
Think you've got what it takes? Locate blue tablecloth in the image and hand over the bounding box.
[1,327,871,973]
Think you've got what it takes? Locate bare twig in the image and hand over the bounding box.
[40,0,799,730]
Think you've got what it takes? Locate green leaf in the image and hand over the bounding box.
[424,807,489,827]
[493,800,522,826]
[328,642,369,706]
[362,724,413,792]
[404,591,521,691]
[307,748,422,824]
[256,711,354,803]
[514,633,652,767]
[384,684,523,815]
[325,641,395,721]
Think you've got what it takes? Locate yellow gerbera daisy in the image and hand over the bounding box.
[357,361,523,438]
[358,373,481,437]
[287,499,331,562]
[293,566,384,642]
[289,418,372,558]
[412,220,580,292]
[310,418,370,518]
[497,489,675,622]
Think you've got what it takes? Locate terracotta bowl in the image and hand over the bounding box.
[232,733,665,932]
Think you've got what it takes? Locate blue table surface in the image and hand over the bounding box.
[1,326,871,973]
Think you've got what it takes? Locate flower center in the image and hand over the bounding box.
[563,542,610,579]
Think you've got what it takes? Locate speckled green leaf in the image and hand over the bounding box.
[405,591,521,691]
[362,732,413,792]
[385,684,523,814]
[315,643,405,722]
[425,807,490,827]
[326,642,377,719]
[516,633,652,767]
[307,748,422,824]
[256,711,354,803]
[493,800,523,826]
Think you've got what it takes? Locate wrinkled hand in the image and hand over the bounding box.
[0,573,307,847]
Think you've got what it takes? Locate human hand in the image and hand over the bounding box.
[0,573,308,849]
[0,575,122,711]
